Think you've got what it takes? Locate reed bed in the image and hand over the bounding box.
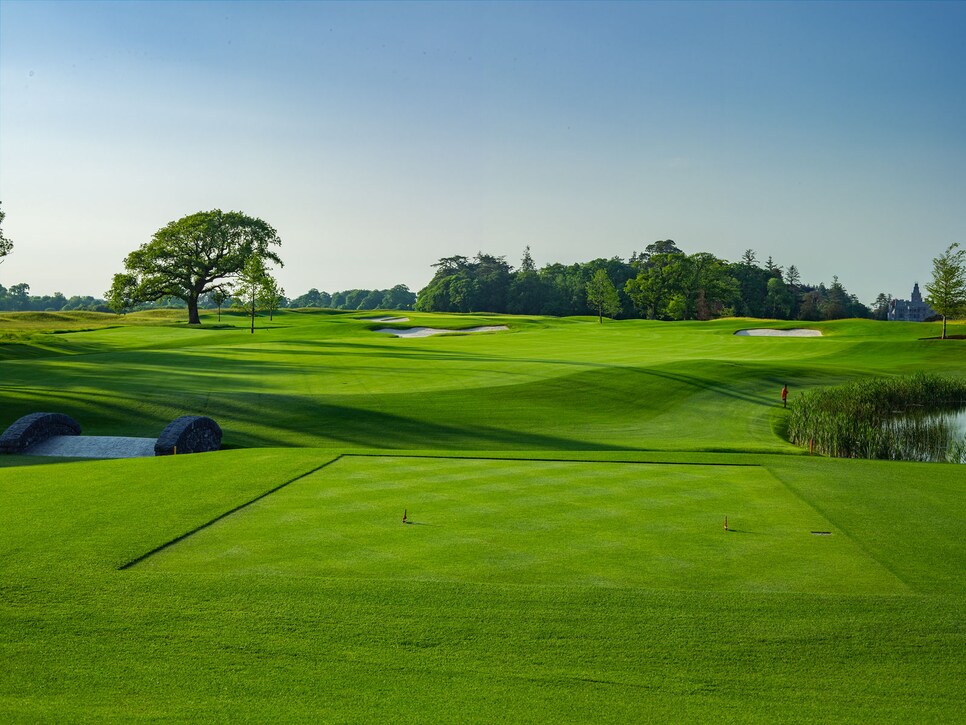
[787,373,966,462]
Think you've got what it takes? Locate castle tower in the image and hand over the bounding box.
[889,282,935,322]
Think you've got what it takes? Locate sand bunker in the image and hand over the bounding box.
[376,325,509,338]
[365,316,410,323]
[735,328,822,337]
[26,435,156,459]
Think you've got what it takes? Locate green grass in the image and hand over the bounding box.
[139,456,903,595]
[1,311,962,450]
[1,310,964,721]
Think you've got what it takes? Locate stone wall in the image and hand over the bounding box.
[0,413,82,454]
[154,416,222,456]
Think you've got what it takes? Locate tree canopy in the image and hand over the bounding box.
[107,209,282,324]
[925,243,966,339]
[586,269,621,323]
[415,253,512,313]
[414,243,873,322]
[233,255,273,334]
[0,202,13,264]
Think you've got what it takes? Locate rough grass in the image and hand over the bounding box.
[788,372,966,460]
[1,311,965,721]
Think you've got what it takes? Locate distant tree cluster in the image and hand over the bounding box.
[0,284,110,313]
[9,198,952,329]
[415,242,874,321]
[288,284,416,311]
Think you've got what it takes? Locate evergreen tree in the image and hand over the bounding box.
[870,293,892,321]
[821,277,849,320]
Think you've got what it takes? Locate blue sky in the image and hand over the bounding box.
[1,0,964,302]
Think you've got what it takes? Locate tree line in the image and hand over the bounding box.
[2,205,962,329]
[0,282,416,315]
[288,285,415,311]
[416,241,876,321]
[0,284,111,313]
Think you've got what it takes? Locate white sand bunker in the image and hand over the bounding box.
[376,325,509,338]
[365,316,410,323]
[735,328,822,337]
[26,435,156,458]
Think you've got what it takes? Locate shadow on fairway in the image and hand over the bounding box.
[632,366,774,406]
[212,397,637,450]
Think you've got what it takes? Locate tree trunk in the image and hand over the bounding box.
[250,296,255,334]
[942,315,947,340]
[187,295,201,325]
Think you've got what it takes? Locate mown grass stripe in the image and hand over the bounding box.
[118,455,344,570]
[121,454,759,570]
[341,452,762,467]
[766,463,915,594]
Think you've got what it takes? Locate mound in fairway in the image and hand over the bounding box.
[138,456,902,594]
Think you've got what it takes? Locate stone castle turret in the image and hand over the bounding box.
[888,283,935,322]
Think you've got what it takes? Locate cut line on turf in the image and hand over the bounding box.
[118,456,344,570]
[343,453,762,467]
[131,456,904,594]
[119,454,763,570]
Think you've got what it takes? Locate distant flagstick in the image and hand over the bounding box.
[402,509,408,524]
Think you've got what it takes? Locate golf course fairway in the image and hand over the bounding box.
[1,310,963,722]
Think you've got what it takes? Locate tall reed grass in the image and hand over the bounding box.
[787,373,966,462]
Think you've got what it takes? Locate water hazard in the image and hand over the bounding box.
[881,407,966,463]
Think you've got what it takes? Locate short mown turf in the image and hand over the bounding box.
[1,311,964,721]
[139,455,904,595]
[1,449,963,722]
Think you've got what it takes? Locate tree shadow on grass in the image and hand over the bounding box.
[0,385,635,451]
[210,396,636,450]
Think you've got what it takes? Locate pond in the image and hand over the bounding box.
[881,407,966,463]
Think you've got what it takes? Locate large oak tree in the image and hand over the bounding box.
[108,209,282,324]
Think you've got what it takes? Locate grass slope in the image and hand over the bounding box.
[1,311,963,451]
[1,311,964,721]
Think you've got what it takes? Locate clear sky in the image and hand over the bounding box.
[1,0,964,303]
